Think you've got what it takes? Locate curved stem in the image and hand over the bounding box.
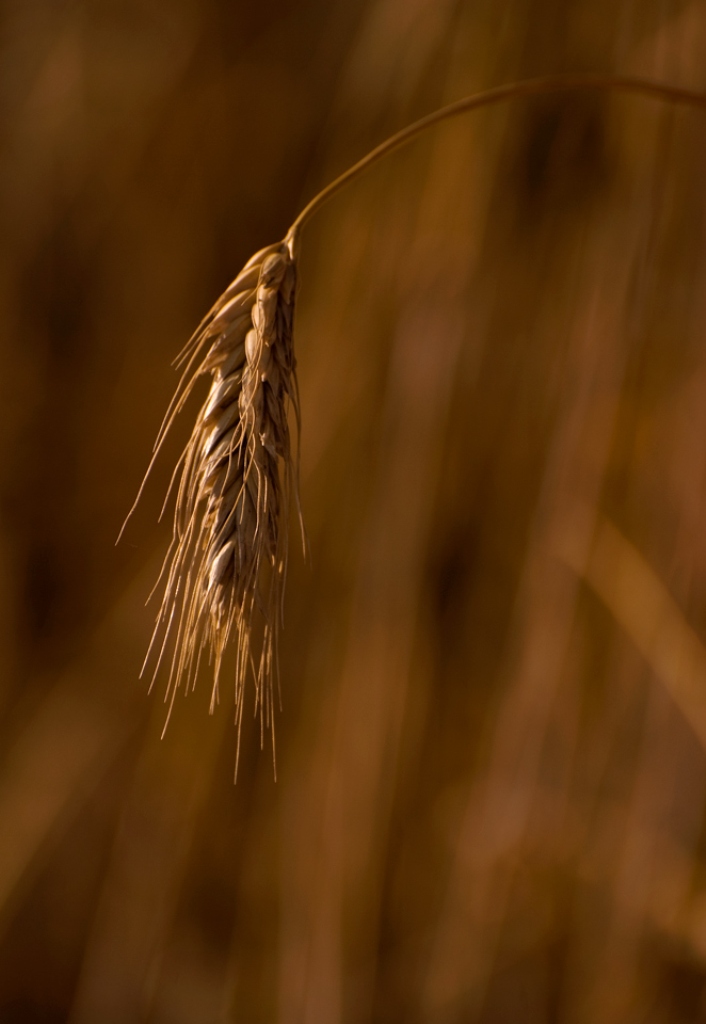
[285,73,706,252]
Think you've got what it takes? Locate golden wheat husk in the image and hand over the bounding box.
[139,238,300,769]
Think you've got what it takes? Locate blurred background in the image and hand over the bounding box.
[2,0,706,1021]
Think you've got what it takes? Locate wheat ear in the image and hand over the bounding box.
[129,239,299,773]
[125,74,706,768]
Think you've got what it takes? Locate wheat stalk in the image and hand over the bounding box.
[123,73,706,770]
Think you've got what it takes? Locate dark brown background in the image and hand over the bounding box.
[2,0,706,1021]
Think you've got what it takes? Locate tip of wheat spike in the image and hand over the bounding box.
[137,237,301,770]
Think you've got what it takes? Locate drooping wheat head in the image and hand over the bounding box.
[139,238,300,767]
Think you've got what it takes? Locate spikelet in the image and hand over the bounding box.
[138,238,301,768]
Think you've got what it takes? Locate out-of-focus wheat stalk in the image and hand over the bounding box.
[559,511,706,749]
[129,74,706,762]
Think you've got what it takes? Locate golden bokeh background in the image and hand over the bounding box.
[2,1,706,1021]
